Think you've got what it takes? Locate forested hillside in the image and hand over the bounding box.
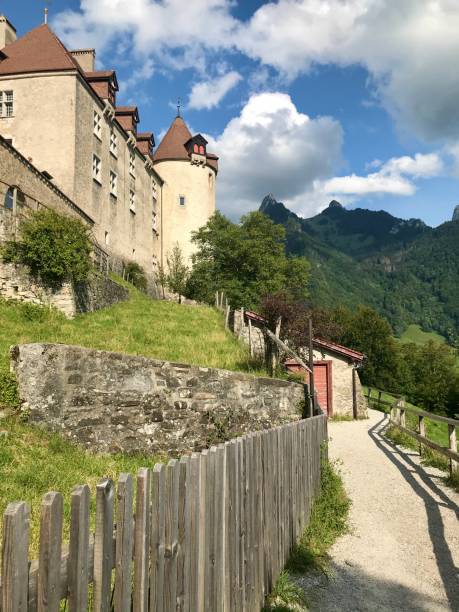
[260,195,459,342]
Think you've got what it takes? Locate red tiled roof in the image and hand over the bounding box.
[0,24,82,76]
[153,116,193,162]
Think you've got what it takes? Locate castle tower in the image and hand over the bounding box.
[153,114,218,265]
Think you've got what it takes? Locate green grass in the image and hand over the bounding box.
[264,455,350,611]
[398,324,447,346]
[0,278,265,410]
[0,416,166,556]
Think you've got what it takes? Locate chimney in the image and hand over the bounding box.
[0,15,16,49]
[70,49,96,72]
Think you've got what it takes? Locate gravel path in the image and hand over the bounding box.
[302,409,459,611]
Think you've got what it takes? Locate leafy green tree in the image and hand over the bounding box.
[1,209,92,289]
[331,306,400,389]
[399,341,458,416]
[187,211,309,308]
[166,243,189,304]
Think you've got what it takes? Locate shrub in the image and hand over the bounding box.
[1,209,92,289]
[0,371,19,410]
[124,261,147,292]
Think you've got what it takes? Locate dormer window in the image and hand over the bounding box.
[186,134,208,158]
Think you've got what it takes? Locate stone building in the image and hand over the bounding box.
[233,308,367,418]
[0,14,218,283]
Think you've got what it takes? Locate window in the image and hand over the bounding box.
[179,195,186,207]
[109,170,117,197]
[129,151,135,178]
[193,143,199,153]
[93,111,102,139]
[129,189,136,212]
[0,91,13,118]
[4,187,14,210]
[92,154,101,183]
[105,231,110,246]
[152,210,157,231]
[199,145,205,155]
[110,128,118,157]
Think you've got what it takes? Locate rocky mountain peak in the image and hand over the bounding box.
[453,204,459,222]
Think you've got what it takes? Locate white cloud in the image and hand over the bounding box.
[236,0,459,143]
[53,1,459,145]
[188,71,242,110]
[321,153,444,198]
[206,92,343,219]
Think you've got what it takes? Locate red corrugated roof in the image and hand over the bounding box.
[313,338,364,361]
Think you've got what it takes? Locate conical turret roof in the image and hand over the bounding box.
[153,116,193,162]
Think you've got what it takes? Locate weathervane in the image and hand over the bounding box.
[177,98,181,118]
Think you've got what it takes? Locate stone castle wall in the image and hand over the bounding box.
[12,343,307,456]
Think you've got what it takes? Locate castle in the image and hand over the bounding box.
[0,14,218,288]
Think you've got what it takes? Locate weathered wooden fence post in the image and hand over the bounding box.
[448,423,458,476]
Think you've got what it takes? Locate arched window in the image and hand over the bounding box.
[4,187,14,210]
[199,145,205,155]
[193,143,199,153]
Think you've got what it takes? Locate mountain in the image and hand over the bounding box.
[260,194,428,259]
[260,195,459,342]
[453,205,459,221]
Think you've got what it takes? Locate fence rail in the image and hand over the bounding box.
[390,398,458,476]
[0,415,327,611]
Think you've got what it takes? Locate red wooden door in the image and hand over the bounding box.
[313,363,331,415]
[284,359,333,416]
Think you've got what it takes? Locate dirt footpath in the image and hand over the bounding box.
[302,409,459,611]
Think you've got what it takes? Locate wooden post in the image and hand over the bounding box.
[134,469,151,612]
[448,424,458,476]
[239,307,245,339]
[93,479,115,612]
[215,291,219,308]
[378,390,382,409]
[2,502,30,612]
[399,399,406,428]
[68,485,90,612]
[308,318,314,418]
[367,387,372,406]
[38,492,63,612]
[225,304,231,330]
[352,367,358,420]
[248,318,253,358]
[418,415,426,456]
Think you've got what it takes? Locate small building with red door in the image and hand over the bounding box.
[285,339,367,419]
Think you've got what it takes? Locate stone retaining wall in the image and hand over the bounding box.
[0,263,129,317]
[12,343,307,456]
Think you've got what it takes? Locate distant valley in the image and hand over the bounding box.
[260,195,459,343]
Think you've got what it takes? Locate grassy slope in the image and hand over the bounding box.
[0,280,261,554]
[0,280,259,380]
[399,324,446,345]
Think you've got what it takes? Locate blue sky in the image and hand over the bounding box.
[3,0,459,226]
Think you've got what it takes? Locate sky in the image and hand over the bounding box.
[2,0,459,226]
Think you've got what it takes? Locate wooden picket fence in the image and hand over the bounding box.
[0,415,327,611]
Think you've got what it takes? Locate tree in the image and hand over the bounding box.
[186,211,310,308]
[124,261,147,292]
[166,243,189,303]
[155,263,168,299]
[1,209,92,289]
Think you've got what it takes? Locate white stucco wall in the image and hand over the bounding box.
[154,159,216,265]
